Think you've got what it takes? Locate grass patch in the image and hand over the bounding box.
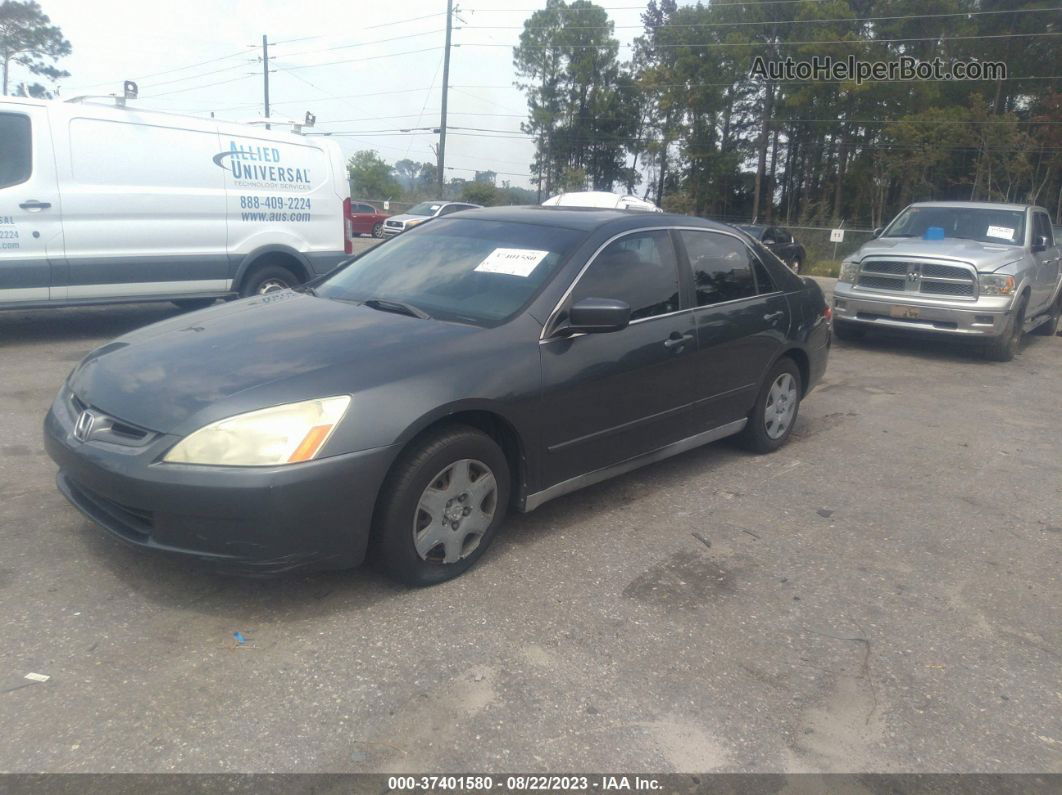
[803,259,841,278]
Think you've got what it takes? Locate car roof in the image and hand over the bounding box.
[452,205,731,233]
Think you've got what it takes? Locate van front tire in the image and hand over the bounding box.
[240,265,299,297]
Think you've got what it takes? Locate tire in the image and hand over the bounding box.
[239,264,299,298]
[984,296,1027,362]
[737,357,802,454]
[833,318,866,342]
[374,425,510,586]
[1030,295,1060,337]
[172,298,216,311]
[372,222,384,238]
[790,258,802,273]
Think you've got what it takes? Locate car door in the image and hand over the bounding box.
[676,228,791,430]
[539,229,698,486]
[1031,211,1059,312]
[350,203,375,235]
[0,105,63,304]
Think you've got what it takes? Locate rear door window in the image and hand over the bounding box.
[0,113,32,189]
[572,231,681,321]
[680,230,757,306]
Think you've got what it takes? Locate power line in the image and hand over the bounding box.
[275,29,446,60]
[365,11,448,29]
[471,6,1061,30]
[146,74,255,98]
[63,48,248,92]
[273,46,444,72]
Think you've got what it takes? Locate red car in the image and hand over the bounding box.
[348,202,390,238]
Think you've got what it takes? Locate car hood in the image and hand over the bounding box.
[855,237,1023,271]
[68,292,482,434]
[386,213,433,224]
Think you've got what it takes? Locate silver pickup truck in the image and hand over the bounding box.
[833,202,1062,361]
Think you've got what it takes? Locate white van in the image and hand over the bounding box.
[0,97,352,310]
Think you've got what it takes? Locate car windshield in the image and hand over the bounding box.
[884,207,1026,246]
[316,218,585,324]
[737,225,765,239]
[406,201,444,217]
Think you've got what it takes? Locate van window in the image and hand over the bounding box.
[680,230,757,306]
[0,113,32,189]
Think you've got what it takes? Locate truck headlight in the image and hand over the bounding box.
[977,273,1015,297]
[838,259,860,283]
[164,396,351,466]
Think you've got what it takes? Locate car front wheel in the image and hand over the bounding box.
[372,222,384,238]
[737,358,802,454]
[374,425,510,586]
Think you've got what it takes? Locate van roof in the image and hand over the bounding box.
[0,96,320,145]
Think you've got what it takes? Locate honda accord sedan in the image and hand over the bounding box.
[44,207,831,585]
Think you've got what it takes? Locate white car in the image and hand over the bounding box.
[381,200,482,237]
[0,97,351,310]
[542,191,662,212]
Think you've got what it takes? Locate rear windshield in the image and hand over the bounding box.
[316,218,586,325]
[884,206,1026,246]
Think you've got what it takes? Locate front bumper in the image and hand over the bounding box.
[44,390,399,574]
[833,285,1010,337]
[381,225,404,237]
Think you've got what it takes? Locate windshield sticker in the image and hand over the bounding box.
[475,248,550,277]
[986,225,1015,240]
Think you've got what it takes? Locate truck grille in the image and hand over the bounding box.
[857,260,976,300]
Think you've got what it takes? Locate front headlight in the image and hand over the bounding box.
[838,259,860,283]
[405,219,424,228]
[977,273,1015,297]
[164,396,351,466]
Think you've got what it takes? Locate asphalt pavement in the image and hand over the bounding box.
[0,279,1059,773]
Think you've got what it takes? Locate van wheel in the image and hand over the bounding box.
[372,222,384,238]
[240,265,298,297]
[373,425,510,586]
[172,298,216,311]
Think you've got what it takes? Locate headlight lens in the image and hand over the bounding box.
[164,396,351,466]
[978,273,1015,296]
[838,259,860,283]
[405,219,423,227]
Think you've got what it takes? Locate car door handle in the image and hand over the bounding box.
[664,332,694,349]
[764,311,785,323]
[19,200,51,211]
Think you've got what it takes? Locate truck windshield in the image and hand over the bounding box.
[316,218,585,325]
[884,207,1026,246]
[406,202,443,216]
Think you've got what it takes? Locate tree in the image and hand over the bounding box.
[347,151,401,199]
[0,0,70,97]
[462,181,500,206]
[394,159,421,192]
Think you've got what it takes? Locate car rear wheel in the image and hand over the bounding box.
[985,297,1026,362]
[832,318,866,342]
[374,425,510,586]
[239,264,298,298]
[372,222,384,238]
[737,358,802,454]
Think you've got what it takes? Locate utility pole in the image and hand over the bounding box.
[262,34,271,129]
[437,0,454,197]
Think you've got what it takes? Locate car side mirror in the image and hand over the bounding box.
[1032,235,1049,253]
[872,227,884,238]
[565,298,630,334]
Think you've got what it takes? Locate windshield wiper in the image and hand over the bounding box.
[362,297,430,319]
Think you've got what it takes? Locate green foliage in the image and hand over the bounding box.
[347,150,401,200]
[462,181,500,206]
[0,0,70,97]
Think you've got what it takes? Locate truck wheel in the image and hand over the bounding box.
[372,222,384,238]
[239,265,298,297]
[373,425,510,586]
[737,357,802,454]
[833,319,866,342]
[1030,295,1060,337]
[984,297,1026,362]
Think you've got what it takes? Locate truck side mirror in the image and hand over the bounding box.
[872,227,884,239]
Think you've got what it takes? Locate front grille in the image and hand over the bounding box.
[857,259,977,300]
[67,479,154,541]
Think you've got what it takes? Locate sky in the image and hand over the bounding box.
[33,0,660,191]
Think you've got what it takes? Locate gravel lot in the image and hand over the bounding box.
[0,277,1059,774]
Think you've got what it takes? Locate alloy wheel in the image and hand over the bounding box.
[764,372,797,439]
